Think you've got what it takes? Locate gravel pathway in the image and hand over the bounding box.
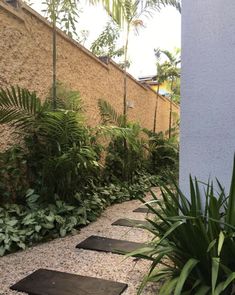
[0,189,160,295]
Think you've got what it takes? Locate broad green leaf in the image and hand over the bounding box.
[6,219,18,227]
[212,257,220,294]
[214,272,235,295]
[60,228,66,237]
[195,285,210,295]
[0,246,5,256]
[226,155,235,228]
[207,239,216,253]
[174,258,199,295]
[35,225,41,232]
[217,231,225,256]
[160,278,178,295]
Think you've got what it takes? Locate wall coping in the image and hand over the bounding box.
[21,3,155,95]
[1,0,179,110]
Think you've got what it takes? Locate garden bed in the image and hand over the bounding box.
[0,190,160,295]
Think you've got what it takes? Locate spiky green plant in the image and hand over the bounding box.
[129,158,235,294]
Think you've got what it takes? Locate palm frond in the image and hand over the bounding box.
[0,86,45,129]
[98,99,125,126]
[38,111,86,149]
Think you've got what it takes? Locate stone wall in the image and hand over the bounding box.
[0,0,179,151]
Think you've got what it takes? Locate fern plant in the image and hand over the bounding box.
[0,86,100,200]
[0,86,48,130]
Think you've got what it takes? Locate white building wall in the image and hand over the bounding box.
[180,0,235,194]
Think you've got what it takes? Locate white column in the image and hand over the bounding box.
[180,0,235,194]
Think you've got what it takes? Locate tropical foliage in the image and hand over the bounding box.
[145,129,179,179]
[153,48,181,134]
[0,174,157,256]
[0,86,100,201]
[98,99,146,182]
[98,99,179,182]
[101,0,181,120]
[91,21,124,60]
[0,86,178,255]
[130,159,235,294]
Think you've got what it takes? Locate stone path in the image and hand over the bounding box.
[0,189,159,295]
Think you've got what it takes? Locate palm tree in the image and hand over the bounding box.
[160,48,180,138]
[100,0,181,122]
[43,0,79,110]
[153,48,169,133]
[98,0,180,179]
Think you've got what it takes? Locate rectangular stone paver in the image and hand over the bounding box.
[133,207,152,213]
[112,219,149,228]
[76,235,144,255]
[10,269,128,295]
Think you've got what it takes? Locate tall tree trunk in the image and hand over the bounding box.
[153,83,160,133]
[123,25,130,181]
[123,26,130,121]
[169,98,173,138]
[169,77,174,138]
[52,1,57,110]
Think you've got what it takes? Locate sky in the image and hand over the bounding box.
[30,1,181,79]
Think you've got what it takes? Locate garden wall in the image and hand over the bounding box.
[0,0,179,151]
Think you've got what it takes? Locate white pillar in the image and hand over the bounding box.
[180,0,235,194]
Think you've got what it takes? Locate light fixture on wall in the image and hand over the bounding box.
[127,100,134,109]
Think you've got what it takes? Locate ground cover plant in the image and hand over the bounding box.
[130,159,235,294]
[0,86,178,256]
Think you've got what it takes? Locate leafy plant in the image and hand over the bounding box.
[0,86,101,201]
[145,130,179,179]
[130,158,235,294]
[101,0,181,122]
[154,48,181,137]
[0,171,156,256]
[0,86,48,130]
[0,146,28,203]
[98,99,146,182]
[0,189,87,256]
[91,21,124,60]
[42,0,80,108]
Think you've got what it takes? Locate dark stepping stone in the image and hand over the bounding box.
[133,207,152,213]
[10,269,128,295]
[112,218,149,228]
[76,235,144,255]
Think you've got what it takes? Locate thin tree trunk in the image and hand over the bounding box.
[153,83,160,133]
[169,77,174,138]
[169,98,173,138]
[123,25,130,181]
[123,25,130,121]
[52,1,57,110]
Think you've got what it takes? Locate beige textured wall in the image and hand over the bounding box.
[0,1,180,151]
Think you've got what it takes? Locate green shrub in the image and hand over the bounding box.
[131,160,235,294]
[24,111,101,200]
[0,189,87,256]
[0,172,154,256]
[145,130,179,179]
[0,86,102,202]
[98,99,147,182]
[104,132,145,182]
[0,146,29,203]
